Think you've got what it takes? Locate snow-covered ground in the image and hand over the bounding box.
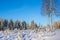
[0,29,60,40]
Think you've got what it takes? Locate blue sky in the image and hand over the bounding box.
[0,0,60,26]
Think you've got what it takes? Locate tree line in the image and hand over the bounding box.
[0,18,40,30]
[0,18,60,31]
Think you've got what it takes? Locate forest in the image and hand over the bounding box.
[0,18,60,31]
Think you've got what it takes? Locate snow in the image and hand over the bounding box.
[0,29,60,40]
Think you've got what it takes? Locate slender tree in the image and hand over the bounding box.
[14,20,19,29]
[41,0,60,30]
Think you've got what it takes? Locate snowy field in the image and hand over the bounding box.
[0,29,60,40]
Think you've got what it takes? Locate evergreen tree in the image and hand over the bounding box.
[22,21,27,30]
[8,19,14,30]
[3,19,8,30]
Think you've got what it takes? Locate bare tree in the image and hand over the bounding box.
[30,20,37,30]
[41,0,60,30]
[14,20,19,29]
[54,21,60,29]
